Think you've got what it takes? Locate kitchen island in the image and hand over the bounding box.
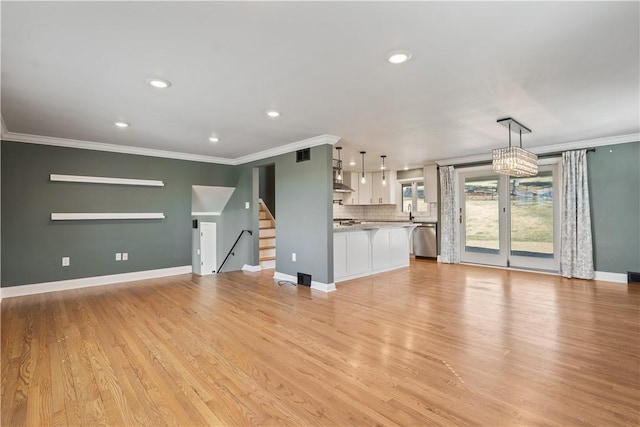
[333,222,417,282]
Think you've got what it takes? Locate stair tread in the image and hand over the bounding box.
[260,255,276,261]
[259,245,276,250]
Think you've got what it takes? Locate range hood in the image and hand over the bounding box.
[333,181,354,193]
[332,169,353,193]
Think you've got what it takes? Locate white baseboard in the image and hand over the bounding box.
[273,271,336,292]
[242,264,262,272]
[595,271,627,283]
[0,266,192,300]
[437,261,628,284]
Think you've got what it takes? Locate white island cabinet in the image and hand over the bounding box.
[334,223,415,282]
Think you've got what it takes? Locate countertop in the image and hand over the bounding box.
[333,221,419,232]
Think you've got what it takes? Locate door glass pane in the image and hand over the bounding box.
[464,176,500,254]
[402,183,413,212]
[416,182,428,212]
[510,172,554,258]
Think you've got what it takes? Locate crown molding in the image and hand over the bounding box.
[1,131,236,164]
[234,134,341,165]
[0,130,341,165]
[436,133,640,166]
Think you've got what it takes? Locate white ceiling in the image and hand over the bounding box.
[1,1,638,171]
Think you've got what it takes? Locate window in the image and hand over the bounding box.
[401,181,427,212]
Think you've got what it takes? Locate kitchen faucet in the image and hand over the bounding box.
[409,209,415,221]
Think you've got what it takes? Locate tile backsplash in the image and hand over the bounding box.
[333,203,437,222]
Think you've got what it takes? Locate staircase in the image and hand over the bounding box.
[259,200,276,269]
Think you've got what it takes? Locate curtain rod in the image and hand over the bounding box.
[438,148,596,169]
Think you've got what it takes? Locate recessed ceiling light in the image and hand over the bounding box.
[387,50,412,64]
[349,160,356,166]
[403,166,409,170]
[147,78,171,89]
[209,137,219,143]
[114,121,130,128]
[266,110,280,118]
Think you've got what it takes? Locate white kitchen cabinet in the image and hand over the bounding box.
[372,227,409,272]
[358,173,372,204]
[371,171,397,204]
[372,229,391,270]
[334,230,371,280]
[341,172,359,205]
[348,231,371,274]
[389,228,410,266]
[333,233,348,278]
[334,224,414,282]
[424,165,438,203]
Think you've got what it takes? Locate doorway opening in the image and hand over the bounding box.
[257,164,276,269]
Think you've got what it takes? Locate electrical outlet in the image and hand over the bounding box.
[292,253,296,262]
[115,253,122,261]
[62,257,70,267]
[122,253,128,261]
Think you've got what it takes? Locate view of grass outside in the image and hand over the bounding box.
[402,182,427,212]
[464,173,554,256]
[464,178,500,252]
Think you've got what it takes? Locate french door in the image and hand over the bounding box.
[459,162,560,271]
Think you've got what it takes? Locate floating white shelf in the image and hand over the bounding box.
[191,212,221,216]
[51,213,165,221]
[50,174,164,187]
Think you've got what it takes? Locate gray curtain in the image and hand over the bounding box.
[560,150,595,279]
[439,166,459,263]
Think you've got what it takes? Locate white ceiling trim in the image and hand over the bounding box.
[234,134,340,165]
[436,133,640,166]
[1,130,236,164]
[0,130,340,165]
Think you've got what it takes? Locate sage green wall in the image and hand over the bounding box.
[0,141,241,287]
[275,145,333,284]
[236,144,334,284]
[588,141,640,274]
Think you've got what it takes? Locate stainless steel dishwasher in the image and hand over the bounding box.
[413,223,437,258]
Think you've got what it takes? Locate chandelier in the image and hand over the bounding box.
[492,117,538,177]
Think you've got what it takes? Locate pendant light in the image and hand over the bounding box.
[492,117,538,177]
[360,151,366,184]
[335,146,343,182]
[381,155,387,186]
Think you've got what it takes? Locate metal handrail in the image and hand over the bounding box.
[218,229,252,273]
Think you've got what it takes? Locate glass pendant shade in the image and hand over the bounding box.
[492,117,538,177]
[492,146,538,177]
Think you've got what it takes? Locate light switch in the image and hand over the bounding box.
[245,202,250,209]
[62,257,70,267]
[122,253,128,261]
[115,253,122,261]
[292,253,296,262]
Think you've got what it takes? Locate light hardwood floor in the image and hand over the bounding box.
[2,260,639,426]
